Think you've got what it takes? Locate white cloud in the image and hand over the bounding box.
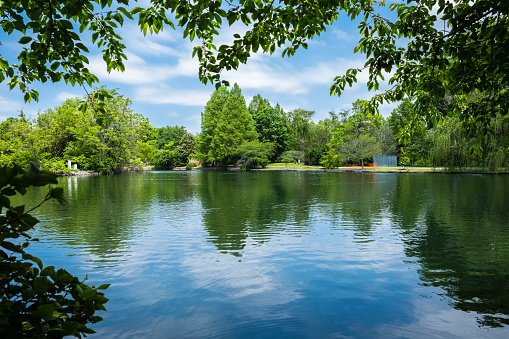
[223,56,367,96]
[55,91,81,102]
[88,50,200,85]
[332,28,357,43]
[0,95,21,113]
[166,111,180,118]
[133,85,211,106]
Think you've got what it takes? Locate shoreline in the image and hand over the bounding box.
[253,167,509,175]
[60,166,509,176]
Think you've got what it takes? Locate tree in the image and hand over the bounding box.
[249,95,289,160]
[377,122,397,156]
[153,142,179,170]
[0,89,153,173]
[0,114,40,168]
[328,102,382,168]
[305,118,336,165]
[341,134,381,169]
[320,146,345,169]
[287,108,315,153]
[388,99,431,166]
[198,84,258,165]
[62,88,151,173]
[155,126,187,150]
[177,133,196,165]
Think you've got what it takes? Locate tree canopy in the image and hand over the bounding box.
[197,84,258,165]
[2,1,508,131]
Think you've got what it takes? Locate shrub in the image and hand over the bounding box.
[0,164,109,337]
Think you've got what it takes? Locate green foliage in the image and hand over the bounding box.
[428,114,509,171]
[198,84,258,165]
[0,114,41,169]
[0,89,153,174]
[377,123,397,156]
[249,96,289,160]
[177,133,197,165]
[327,102,382,168]
[329,1,509,132]
[388,99,431,165]
[3,1,508,136]
[286,109,315,153]
[0,164,108,338]
[153,142,178,170]
[0,0,171,101]
[279,150,304,167]
[341,134,381,169]
[320,147,345,169]
[137,140,157,165]
[305,117,338,165]
[155,126,187,150]
[237,141,275,170]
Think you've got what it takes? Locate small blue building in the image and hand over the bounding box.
[373,155,397,167]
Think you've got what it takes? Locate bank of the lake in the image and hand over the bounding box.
[24,170,509,338]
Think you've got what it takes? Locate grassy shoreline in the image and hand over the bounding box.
[260,163,509,174]
[145,164,509,175]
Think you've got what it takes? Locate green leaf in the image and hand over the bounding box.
[34,303,55,321]
[33,173,58,186]
[62,321,81,335]
[34,277,50,294]
[18,36,32,44]
[22,288,36,300]
[1,241,22,253]
[49,187,64,200]
[0,194,10,208]
[41,266,56,278]
[80,287,98,300]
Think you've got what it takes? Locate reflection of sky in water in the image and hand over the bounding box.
[23,172,509,338]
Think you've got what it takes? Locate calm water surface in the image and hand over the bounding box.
[23,171,509,338]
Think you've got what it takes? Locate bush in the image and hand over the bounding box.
[320,147,345,169]
[187,158,200,168]
[0,164,109,337]
[237,141,274,170]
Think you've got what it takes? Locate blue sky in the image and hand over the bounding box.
[0,6,398,134]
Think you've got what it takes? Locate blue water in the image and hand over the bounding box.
[23,171,509,338]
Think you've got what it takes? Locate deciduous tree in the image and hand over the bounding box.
[198,84,257,165]
[249,95,289,160]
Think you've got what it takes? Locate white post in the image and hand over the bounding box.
[67,160,72,169]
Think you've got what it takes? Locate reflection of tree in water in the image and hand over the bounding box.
[318,172,389,241]
[199,171,314,257]
[26,170,509,326]
[28,172,196,257]
[398,175,509,327]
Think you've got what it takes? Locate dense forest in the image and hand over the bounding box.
[1,86,509,173]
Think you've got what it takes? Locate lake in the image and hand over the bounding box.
[23,171,509,338]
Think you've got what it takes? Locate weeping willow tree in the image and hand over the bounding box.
[483,117,509,171]
[430,116,509,171]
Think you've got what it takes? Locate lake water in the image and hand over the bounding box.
[22,171,509,338]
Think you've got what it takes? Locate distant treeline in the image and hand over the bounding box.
[1,86,508,173]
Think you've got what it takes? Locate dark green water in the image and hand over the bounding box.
[22,171,509,338]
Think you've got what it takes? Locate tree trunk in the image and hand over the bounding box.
[361,158,364,169]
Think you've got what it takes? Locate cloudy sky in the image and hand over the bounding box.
[0,5,398,134]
